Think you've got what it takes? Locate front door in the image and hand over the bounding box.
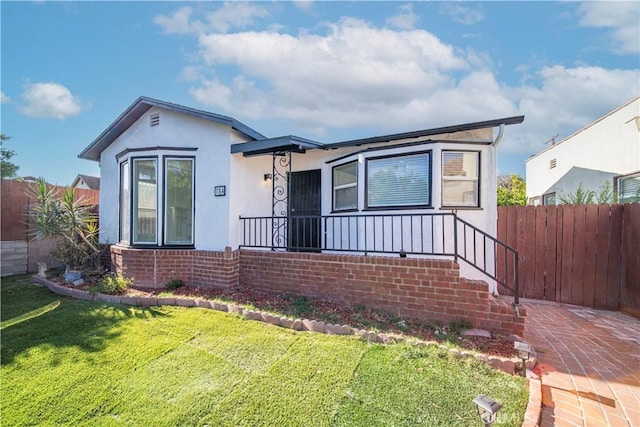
[288,169,321,251]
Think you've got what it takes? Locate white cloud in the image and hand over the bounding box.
[0,91,10,103]
[439,3,485,25]
[578,2,640,54]
[154,6,195,34]
[386,3,419,30]
[293,1,314,13]
[156,6,638,158]
[154,2,268,35]
[19,82,88,119]
[507,65,639,152]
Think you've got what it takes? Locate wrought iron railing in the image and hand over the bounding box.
[239,213,519,305]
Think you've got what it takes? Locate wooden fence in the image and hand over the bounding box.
[497,203,639,315]
[1,179,99,241]
[1,179,99,275]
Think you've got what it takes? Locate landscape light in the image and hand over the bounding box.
[472,394,502,427]
[514,341,532,377]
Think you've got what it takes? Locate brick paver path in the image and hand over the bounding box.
[523,300,640,426]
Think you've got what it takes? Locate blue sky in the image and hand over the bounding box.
[1,1,638,185]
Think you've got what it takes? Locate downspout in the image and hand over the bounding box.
[492,124,505,147]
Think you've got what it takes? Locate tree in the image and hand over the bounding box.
[26,178,103,273]
[497,174,526,206]
[1,134,19,178]
[559,181,618,205]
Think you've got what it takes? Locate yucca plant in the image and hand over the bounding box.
[26,178,103,273]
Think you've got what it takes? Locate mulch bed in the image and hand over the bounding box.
[47,271,516,358]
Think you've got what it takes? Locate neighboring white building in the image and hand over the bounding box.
[79,96,524,289]
[526,97,640,205]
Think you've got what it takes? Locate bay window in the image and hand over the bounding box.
[120,155,195,247]
[442,151,480,207]
[366,152,431,209]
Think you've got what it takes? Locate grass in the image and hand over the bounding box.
[1,275,527,426]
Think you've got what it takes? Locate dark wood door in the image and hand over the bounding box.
[289,169,321,251]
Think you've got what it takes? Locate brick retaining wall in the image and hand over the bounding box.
[239,250,524,336]
[110,245,238,289]
[108,246,524,335]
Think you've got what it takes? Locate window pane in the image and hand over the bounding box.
[334,162,357,187]
[443,152,478,177]
[335,187,357,210]
[619,175,640,202]
[165,159,194,244]
[367,154,430,207]
[333,161,358,210]
[442,181,478,206]
[133,159,157,244]
[442,151,479,207]
[120,162,130,243]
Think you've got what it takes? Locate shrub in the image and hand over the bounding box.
[93,274,133,295]
[165,279,185,290]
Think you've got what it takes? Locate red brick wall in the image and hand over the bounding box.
[110,246,238,289]
[239,250,524,336]
[109,246,524,335]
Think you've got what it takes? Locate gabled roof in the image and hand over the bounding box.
[231,115,524,156]
[78,96,266,161]
[72,174,100,190]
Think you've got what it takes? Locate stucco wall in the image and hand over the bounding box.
[229,139,498,287]
[526,98,640,201]
[99,107,252,250]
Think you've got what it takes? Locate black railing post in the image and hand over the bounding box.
[453,213,458,263]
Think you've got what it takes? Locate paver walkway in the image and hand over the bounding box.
[523,300,640,427]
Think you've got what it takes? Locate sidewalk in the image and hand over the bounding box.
[523,300,640,426]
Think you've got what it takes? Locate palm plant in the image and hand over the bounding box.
[26,178,103,272]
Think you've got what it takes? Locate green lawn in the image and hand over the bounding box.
[1,275,527,426]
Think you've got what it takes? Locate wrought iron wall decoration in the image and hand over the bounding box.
[272,151,291,249]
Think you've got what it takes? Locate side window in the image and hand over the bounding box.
[332,161,358,211]
[164,158,194,245]
[132,158,158,244]
[119,161,130,244]
[442,151,480,207]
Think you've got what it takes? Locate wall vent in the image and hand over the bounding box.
[549,158,557,169]
[150,113,160,127]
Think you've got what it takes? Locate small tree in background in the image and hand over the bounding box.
[497,174,526,206]
[559,181,619,205]
[1,134,19,178]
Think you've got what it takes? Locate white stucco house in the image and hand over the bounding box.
[78,96,524,295]
[526,97,640,205]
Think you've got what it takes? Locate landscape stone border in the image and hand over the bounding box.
[31,275,541,426]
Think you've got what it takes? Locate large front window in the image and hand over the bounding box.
[120,156,195,246]
[366,152,431,209]
[442,151,480,207]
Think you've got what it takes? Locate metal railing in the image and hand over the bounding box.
[239,213,519,305]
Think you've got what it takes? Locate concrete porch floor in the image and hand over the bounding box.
[523,300,640,426]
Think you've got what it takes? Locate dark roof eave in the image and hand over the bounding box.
[323,115,525,149]
[78,96,266,162]
[231,135,323,156]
